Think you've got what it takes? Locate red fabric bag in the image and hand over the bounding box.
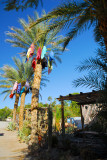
[36,47,42,60]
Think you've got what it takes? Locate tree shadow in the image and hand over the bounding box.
[0,133,4,136]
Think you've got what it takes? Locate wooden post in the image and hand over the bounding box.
[80,105,84,130]
[61,100,65,136]
[55,106,56,132]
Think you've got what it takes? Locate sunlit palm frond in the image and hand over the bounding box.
[28,0,107,49]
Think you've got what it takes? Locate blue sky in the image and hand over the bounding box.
[0,0,98,109]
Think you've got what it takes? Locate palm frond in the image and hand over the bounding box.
[28,0,107,50]
[0,89,11,95]
[73,71,105,90]
[0,85,12,88]
[3,91,11,101]
[73,46,106,91]
[3,0,42,11]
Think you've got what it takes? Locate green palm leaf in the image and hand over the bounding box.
[28,0,107,50]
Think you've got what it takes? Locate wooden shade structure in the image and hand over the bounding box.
[57,90,103,105]
[57,90,104,133]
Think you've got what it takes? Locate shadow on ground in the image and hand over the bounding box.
[24,132,107,160]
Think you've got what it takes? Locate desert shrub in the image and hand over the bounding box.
[7,121,16,131]
[18,120,31,143]
[22,120,31,136]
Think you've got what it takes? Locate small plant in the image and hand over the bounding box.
[18,120,31,143]
[7,121,16,131]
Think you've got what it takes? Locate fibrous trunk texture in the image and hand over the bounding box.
[48,105,52,151]
[19,92,26,130]
[13,93,19,122]
[30,61,42,144]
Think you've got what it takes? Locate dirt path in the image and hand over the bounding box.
[0,122,28,160]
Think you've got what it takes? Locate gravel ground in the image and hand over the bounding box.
[0,121,28,160]
[0,121,9,129]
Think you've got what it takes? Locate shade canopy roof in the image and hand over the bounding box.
[57,90,104,105]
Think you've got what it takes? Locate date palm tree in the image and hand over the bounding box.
[6,11,65,144]
[0,57,48,130]
[30,0,107,55]
[0,57,34,127]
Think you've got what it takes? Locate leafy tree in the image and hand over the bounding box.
[2,0,42,11]
[6,11,65,144]
[48,96,52,104]
[0,107,12,121]
[30,0,107,54]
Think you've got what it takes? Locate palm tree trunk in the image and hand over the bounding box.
[19,92,26,130]
[48,105,52,151]
[13,93,19,122]
[30,60,42,144]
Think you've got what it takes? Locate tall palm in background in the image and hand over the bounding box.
[30,0,107,54]
[6,11,65,144]
[0,57,34,126]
